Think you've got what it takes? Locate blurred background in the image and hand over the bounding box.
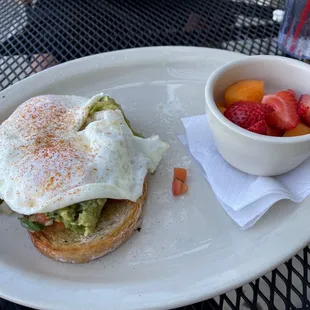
[0,0,284,89]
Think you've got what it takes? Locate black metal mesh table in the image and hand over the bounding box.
[2,1,310,309]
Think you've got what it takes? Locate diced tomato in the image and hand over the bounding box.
[174,168,187,182]
[51,221,66,232]
[172,178,188,196]
[31,213,51,225]
[43,221,66,233]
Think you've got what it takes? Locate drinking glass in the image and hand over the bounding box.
[278,0,310,59]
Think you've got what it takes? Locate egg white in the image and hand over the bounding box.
[0,93,169,215]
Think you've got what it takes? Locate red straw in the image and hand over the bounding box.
[289,1,310,53]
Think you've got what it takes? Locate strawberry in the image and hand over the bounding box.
[288,89,297,97]
[262,90,299,130]
[248,120,268,135]
[224,101,274,129]
[267,125,284,137]
[297,94,310,126]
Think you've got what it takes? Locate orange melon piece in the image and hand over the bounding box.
[218,106,226,114]
[224,80,264,107]
[216,101,226,108]
[283,123,310,137]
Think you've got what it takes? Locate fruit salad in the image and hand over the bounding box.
[217,80,310,137]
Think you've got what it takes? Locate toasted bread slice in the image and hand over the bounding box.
[28,181,147,263]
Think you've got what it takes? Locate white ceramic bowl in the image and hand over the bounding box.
[205,55,310,176]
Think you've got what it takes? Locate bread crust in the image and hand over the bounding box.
[28,181,147,263]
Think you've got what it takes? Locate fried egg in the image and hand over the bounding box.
[0,94,169,215]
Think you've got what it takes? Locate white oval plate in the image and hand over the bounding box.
[0,47,309,310]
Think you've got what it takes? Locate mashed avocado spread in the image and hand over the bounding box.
[20,96,142,236]
[86,96,143,137]
[46,199,107,236]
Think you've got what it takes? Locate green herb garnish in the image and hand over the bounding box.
[19,217,44,232]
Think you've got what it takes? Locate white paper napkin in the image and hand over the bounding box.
[180,115,310,229]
